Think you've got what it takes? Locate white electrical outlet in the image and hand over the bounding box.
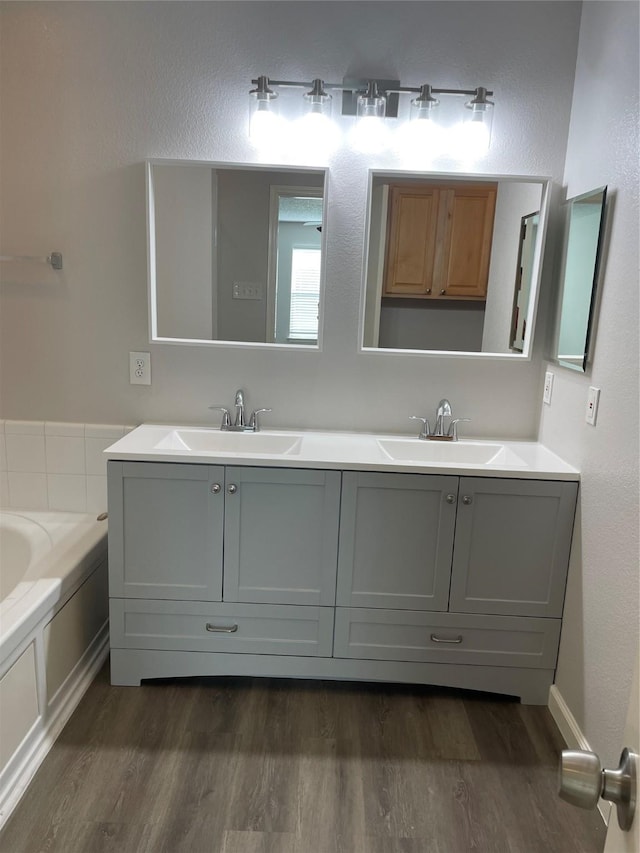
[129,351,151,385]
[586,386,600,426]
[543,371,554,405]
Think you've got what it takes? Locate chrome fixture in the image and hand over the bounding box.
[0,251,63,270]
[410,399,470,441]
[247,75,494,155]
[559,748,637,831]
[209,389,271,432]
[434,399,453,436]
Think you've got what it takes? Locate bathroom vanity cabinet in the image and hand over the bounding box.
[107,459,577,704]
[383,182,497,300]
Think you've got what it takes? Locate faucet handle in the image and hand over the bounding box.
[448,418,471,440]
[208,406,231,429]
[249,408,272,432]
[410,415,431,440]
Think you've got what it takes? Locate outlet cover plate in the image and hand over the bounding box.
[129,351,151,385]
[586,386,600,425]
[543,371,554,405]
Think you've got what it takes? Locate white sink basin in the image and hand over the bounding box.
[155,429,303,455]
[377,438,527,466]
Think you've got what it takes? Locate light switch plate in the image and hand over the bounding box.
[543,371,554,405]
[586,386,600,425]
[232,282,262,300]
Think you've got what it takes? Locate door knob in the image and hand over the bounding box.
[559,748,637,830]
[227,484,238,494]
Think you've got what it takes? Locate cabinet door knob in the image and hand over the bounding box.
[210,483,221,494]
[445,494,456,504]
[462,495,473,505]
[227,484,238,494]
[440,289,446,295]
[426,288,432,295]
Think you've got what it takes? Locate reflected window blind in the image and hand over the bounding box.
[289,248,320,340]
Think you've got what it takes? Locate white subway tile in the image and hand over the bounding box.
[8,472,48,509]
[47,474,87,512]
[86,476,108,513]
[0,435,6,472]
[84,424,125,439]
[45,421,85,437]
[6,434,46,472]
[45,435,86,474]
[4,420,45,435]
[84,437,114,476]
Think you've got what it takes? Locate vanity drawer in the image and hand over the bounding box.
[110,599,334,657]
[333,608,561,669]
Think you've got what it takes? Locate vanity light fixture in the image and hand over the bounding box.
[248,75,495,158]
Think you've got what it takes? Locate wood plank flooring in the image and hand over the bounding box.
[0,663,606,853]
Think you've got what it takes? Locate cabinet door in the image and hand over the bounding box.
[434,184,497,299]
[107,461,224,601]
[223,467,341,606]
[383,185,439,296]
[337,471,458,610]
[449,477,578,617]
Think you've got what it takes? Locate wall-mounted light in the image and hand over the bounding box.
[248,75,495,160]
[248,75,282,147]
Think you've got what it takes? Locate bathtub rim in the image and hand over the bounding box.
[0,509,108,669]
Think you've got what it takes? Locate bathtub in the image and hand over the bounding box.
[0,510,109,829]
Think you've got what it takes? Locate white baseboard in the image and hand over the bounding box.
[548,684,611,826]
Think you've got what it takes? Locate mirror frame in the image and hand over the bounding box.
[358,170,552,361]
[146,159,329,350]
[553,185,608,373]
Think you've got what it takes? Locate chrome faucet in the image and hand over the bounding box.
[434,399,452,436]
[234,389,246,428]
[410,399,470,441]
[209,389,272,432]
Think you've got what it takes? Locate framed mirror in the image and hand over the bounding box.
[360,171,550,359]
[147,160,327,348]
[554,186,607,372]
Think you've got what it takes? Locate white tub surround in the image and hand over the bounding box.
[0,510,108,830]
[106,426,578,704]
[0,421,136,513]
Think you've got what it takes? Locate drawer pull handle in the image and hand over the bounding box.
[205,623,238,633]
[430,633,463,644]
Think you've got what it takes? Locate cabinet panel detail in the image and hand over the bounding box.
[223,467,341,605]
[334,607,561,669]
[108,461,224,601]
[110,599,334,657]
[337,471,458,610]
[449,478,578,617]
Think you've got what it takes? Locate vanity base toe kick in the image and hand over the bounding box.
[109,600,562,705]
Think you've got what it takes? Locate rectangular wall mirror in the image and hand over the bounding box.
[554,186,608,372]
[360,172,550,359]
[147,160,327,347]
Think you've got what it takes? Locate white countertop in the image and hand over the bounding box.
[104,425,579,481]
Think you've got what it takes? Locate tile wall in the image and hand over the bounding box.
[0,421,135,513]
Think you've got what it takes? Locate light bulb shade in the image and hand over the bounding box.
[304,79,332,118]
[410,84,439,121]
[356,80,386,119]
[357,94,386,119]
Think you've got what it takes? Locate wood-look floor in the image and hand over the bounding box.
[1,662,605,853]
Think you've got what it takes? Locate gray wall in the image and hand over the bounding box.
[539,1,639,770]
[0,1,580,434]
